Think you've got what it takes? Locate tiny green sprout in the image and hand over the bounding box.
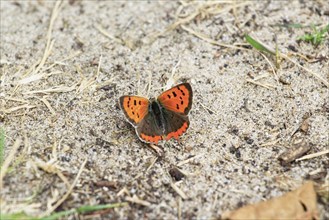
[298,24,329,46]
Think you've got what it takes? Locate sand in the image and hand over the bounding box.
[1,1,328,219]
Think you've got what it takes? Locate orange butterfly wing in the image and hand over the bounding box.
[157,83,193,115]
[119,96,149,126]
[120,83,193,144]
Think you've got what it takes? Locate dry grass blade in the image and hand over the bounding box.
[34,158,70,188]
[177,154,204,166]
[151,1,250,41]
[170,182,187,200]
[177,197,182,220]
[245,34,329,87]
[95,24,124,44]
[296,149,329,161]
[280,53,329,87]
[181,25,247,51]
[0,139,22,188]
[0,128,4,165]
[43,51,82,72]
[18,72,54,85]
[95,76,119,90]
[25,0,63,77]
[199,102,218,115]
[260,139,280,147]
[2,104,36,114]
[4,97,28,103]
[41,158,87,217]
[125,195,151,207]
[260,53,279,83]
[23,86,76,95]
[39,97,56,115]
[245,79,276,90]
[146,156,158,173]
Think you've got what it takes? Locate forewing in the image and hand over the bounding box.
[136,113,164,143]
[119,96,149,126]
[157,83,193,115]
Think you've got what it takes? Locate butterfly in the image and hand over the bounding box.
[119,83,193,143]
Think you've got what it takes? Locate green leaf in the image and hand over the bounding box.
[0,202,128,220]
[0,212,36,220]
[43,202,128,220]
[285,23,304,28]
[76,203,127,213]
[42,209,76,220]
[245,34,275,55]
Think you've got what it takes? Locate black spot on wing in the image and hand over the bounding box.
[178,86,185,96]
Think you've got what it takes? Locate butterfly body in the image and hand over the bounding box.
[119,83,192,143]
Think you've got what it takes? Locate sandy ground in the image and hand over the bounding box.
[1,0,328,219]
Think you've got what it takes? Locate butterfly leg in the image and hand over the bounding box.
[147,143,165,157]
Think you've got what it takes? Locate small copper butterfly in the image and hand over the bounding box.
[119,83,193,143]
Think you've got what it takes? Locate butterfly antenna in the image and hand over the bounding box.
[146,71,152,97]
[137,72,141,95]
[166,58,181,90]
